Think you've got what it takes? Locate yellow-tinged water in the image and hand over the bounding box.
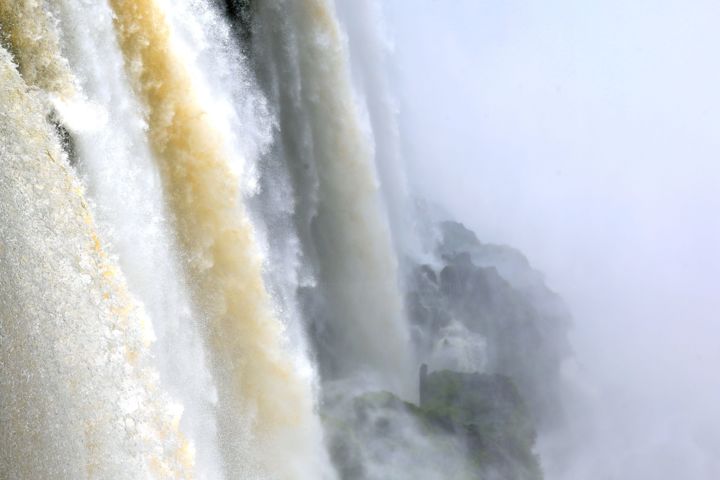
[0,0,75,96]
[0,41,193,478]
[108,0,334,478]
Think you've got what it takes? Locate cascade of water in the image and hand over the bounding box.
[0,0,75,96]
[0,43,192,479]
[107,0,336,478]
[1,0,427,477]
[249,0,415,397]
[46,0,224,477]
[334,0,420,266]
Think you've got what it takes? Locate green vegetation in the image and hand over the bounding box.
[420,370,542,480]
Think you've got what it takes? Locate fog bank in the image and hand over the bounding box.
[384,0,720,477]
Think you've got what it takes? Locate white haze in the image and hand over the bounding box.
[384,0,720,478]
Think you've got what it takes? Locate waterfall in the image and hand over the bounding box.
[46,0,225,476]
[248,0,414,396]
[334,0,420,264]
[1,0,432,478]
[0,44,191,479]
[0,0,74,96]
[9,0,685,478]
[107,0,334,478]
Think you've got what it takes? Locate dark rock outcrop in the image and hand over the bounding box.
[321,217,570,479]
[48,113,77,167]
[420,370,541,480]
[407,221,572,427]
[215,0,254,49]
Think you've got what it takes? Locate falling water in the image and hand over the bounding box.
[108,0,335,478]
[46,0,224,476]
[0,0,74,95]
[248,0,414,396]
[334,0,419,263]
[0,43,191,479]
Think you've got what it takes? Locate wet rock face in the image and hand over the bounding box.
[216,0,254,47]
[321,219,570,479]
[48,114,77,167]
[407,221,572,427]
[419,370,541,480]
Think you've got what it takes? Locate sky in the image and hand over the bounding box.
[383,0,720,478]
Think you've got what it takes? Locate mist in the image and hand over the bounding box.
[383,0,720,478]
